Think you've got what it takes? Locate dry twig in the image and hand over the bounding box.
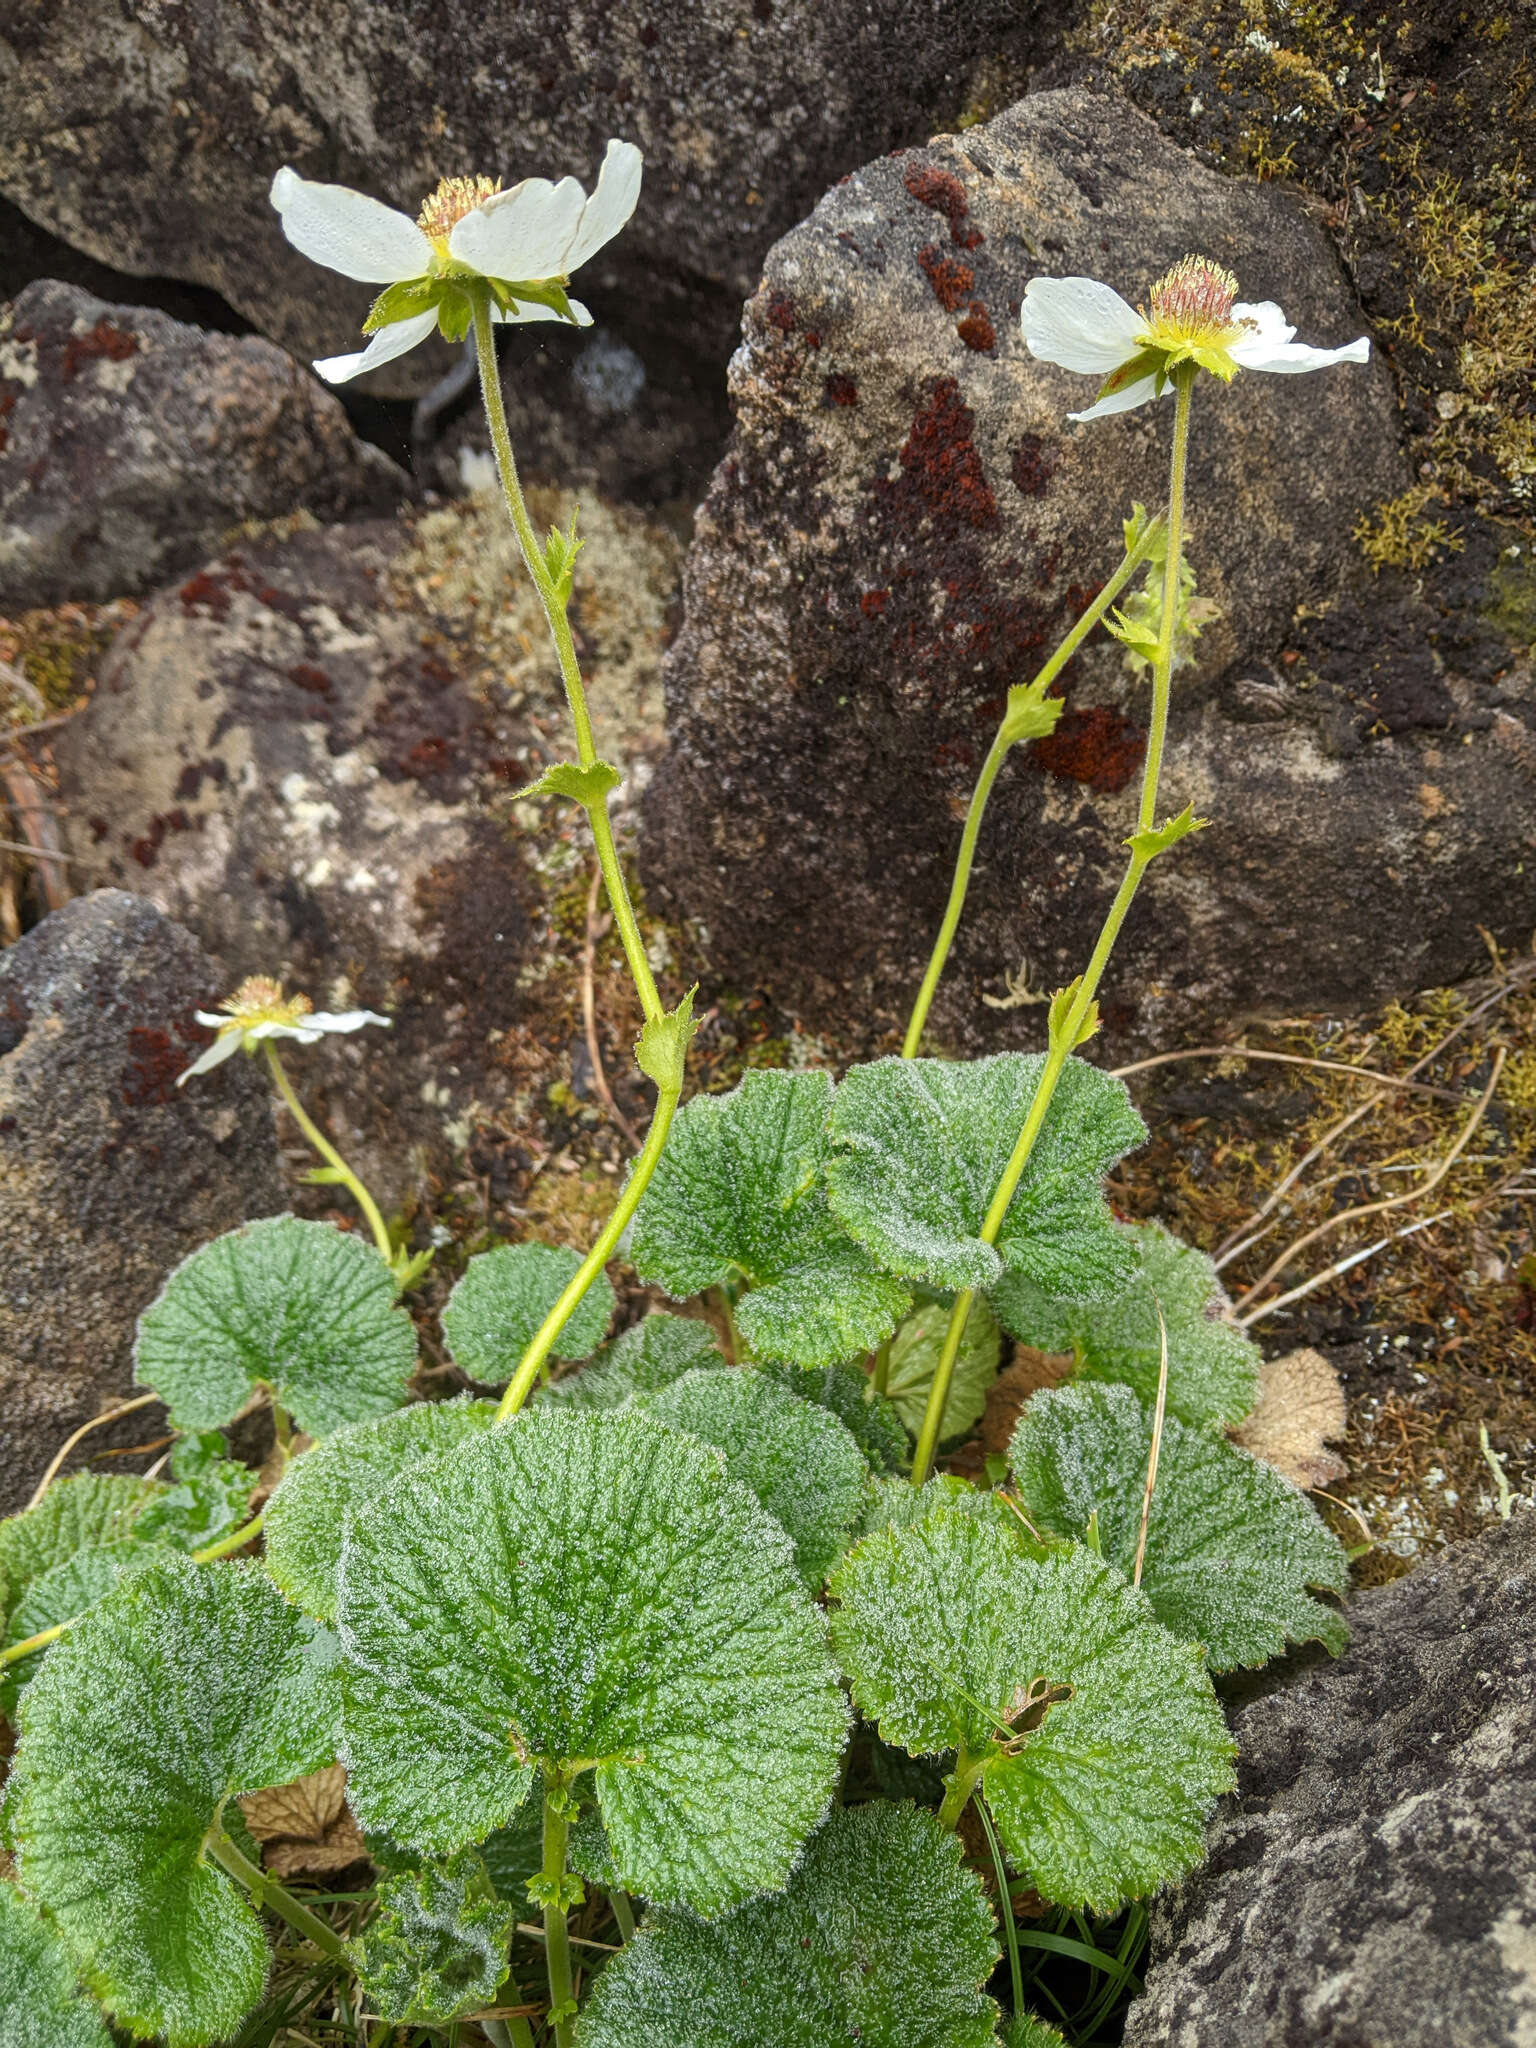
[1132,1304,1170,1589]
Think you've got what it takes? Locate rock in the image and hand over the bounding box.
[47,493,680,1203]
[0,0,1052,395]
[0,891,285,1513]
[642,86,1536,1052]
[0,280,403,607]
[1123,1510,1536,2047]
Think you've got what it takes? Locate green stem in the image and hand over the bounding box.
[264,1043,394,1267]
[496,1080,683,1422]
[910,371,1196,1486]
[609,1889,636,1942]
[540,1779,577,2048]
[470,287,661,1027]
[902,524,1162,1059]
[192,1507,267,1564]
[936,1748,987,1831]
[0,1619,71,1668]
[870,1337,892,1398]
[206,1825,347,1961]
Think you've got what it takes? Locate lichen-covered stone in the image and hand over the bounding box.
[0,281,403,606]
[0,892,285,1512]
[1123,1510,1536,2048]
[642,86,1535,1051]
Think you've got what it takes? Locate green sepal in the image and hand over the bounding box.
[488,274,581,323]
[1106,607,1162,663]
[351,1851,514,2026]
[1126,802,1209,864]
[433,284,477,345]
[999,675,1065,748]
[1095,345,1171,403]
[513,758,622,807]
[363,276,439,333]
[299,1165,350,1186]
[636,985,698,1095]
[1046,977,1100,1054]
[390,1244,436,1292]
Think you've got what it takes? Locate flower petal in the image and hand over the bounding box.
[307,1010,393,1034]
[313,308,440,385]
[449,176,585,280]
[1230,333,1372,375]
[491,297,594,328]
[563,139,643,271]
[176,1033,241,1085]
[1068,372,1168,422]
[270,167,432,284]
[1021,276,1146,375]
[1230,300,1295,350]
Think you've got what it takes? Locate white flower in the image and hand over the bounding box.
[178,976,390,1083]
[1021,254,1370,421]
[270,140,642,383]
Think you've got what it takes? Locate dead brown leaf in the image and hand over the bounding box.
[979,1346,1076,1458]
[239,1764,367,1878]
[1231,1346,1349,1490]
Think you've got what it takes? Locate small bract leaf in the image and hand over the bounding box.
[761,1361,909,1474]
[1125,803,1209,863]
[441,1242,615,1384]
[829,1510,1234,1912]
[264,1397,498,1622]
[134,1433,255,1552]
[338,1409,849,1910]
[541,1313,722,1410]
[514,758,622,807]
[9,1555,340,2046]
[1011,1382,1349,1671]
[644,1367,870,1587]
[990,1222,1261,1430]
[1046,978,1101,1054]
[134,1217,416,1436]
[635,985,697,1093]
[631,1069,911,1369]
[352,1852,513,2025]
[0,1475,154,1627]
[1,1539,160,1716]
[0,1881,114,2048]
[1000,676,1065,748]
[826,1055,1145,1298]
[580,1801,999,2048]
[883,1296,1002,1443]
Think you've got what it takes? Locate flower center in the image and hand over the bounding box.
[1140,255,1249,355]
[417,175,501,246]
[219,976,314,1033]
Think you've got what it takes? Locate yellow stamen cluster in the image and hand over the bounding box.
[416,174,501,245]
[219,977,314,1032]
[1145,256,1241,342]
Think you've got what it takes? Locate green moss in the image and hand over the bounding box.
[1485,549,1536,647]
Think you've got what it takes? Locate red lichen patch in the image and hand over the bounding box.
[1011,434,1059,498]
[904,164,983,249]
[0,385,16,456]
[289,662,333,696]
[917,244,975,312]
[127,809,191,869]
[956,301,996,353]
[1028,706,1145,793]
[174,760,227,802]
[121,1025,196,1107]
[886,377,997,533]
[178,565,250,619]
[860,589,889,617]
[61,320,139,382]
[825,373,858,407]
[764,291,798,333]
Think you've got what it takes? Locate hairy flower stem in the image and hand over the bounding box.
[911,369,1197,1486]
[902,519,1165,1059]
[263,1043,394,1267]
[936,1748,987,1831]
[206,1826,347,1961]
[470,289,661,1028]
[496,1076,682,1420]
[540,1779,578,2048]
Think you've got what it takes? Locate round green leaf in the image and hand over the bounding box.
[762,1361,910,1474]
[0,1475,155,1630]
[990,1222,1260,1429]
[9,1555,340,2046]
[442,1242,615,1383]
[541,1312,721,1410]
[264,1397,499,1622]
[829,1509,1234,1914]
[352,1852,513,2025]
[1011,1381,1349,1670]
[338,1408,849,1911]
[0,1881,114,2048]
[630,1069,911,1370]
[580,1801,999,2048]
[644,1367,871,1587]
[857,1474,1026,1541]
[1,1539,160,1716]
[134,1216,416,1436]
[826,1055,1146,1298]
[883,1296,1002,1443]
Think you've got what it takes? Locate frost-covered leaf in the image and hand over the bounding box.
[9,1555,340,2046]
[0,1475,153,1626]
[644,1367,870,1587]
[479,1797,546,1904]
[441,1242,615,1384]
[630,1069,911,1369]
[541,1313,721,1410]
[826,1056,1145,1298]
[1011,1382,1348,1670]
[762,1361,909,1475]
[352,1852,513,2025]
[883,1296,1002,1443]
[0,1881,114,2048]
[264,1397,498,1622]
[580,1801,999,2048]
[1,1540,159,1716]
[856,1475,1029,1542]
[1002,2019,1068,2048]
[134,1216,416,1436]
[338,1408,848,1911]
[133,1433,255,1551]
[990,1222,1259,1429]
[1230,1346,1349,1489]
[829,1510,1234,1912]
